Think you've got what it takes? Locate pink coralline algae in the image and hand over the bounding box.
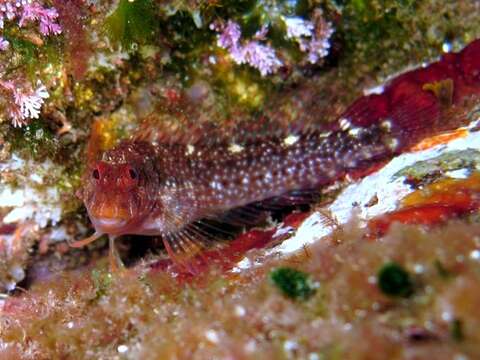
[0,80,49,127]
[0,0,62,50]
[0,35,8,50]
[216,20,241,51]
[212,20,282,76]
[212,12,333,75]
[284,13,334,64]
[18,1,62,36]
[0,1,60,126]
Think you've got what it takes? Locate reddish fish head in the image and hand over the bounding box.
[80,141,159,235]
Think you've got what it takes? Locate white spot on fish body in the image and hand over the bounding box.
[283,134,299,146]
[339,118,351,130]
[186,144,195,155]
[381,119,393,131]
[387,137,400,151]
[364,84,385,95]
[442,42,453,53]
[210,181,223,190]
[348,127,362,137]
[228,143,244,153]
[318,131,331,138]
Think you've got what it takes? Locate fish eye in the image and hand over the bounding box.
[92,168,100,180]
[128,168,138,180]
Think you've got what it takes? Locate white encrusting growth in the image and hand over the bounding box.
[0,153,67,290]
[0,153,63,227]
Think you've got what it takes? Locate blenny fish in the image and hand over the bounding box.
[73,39,480,269]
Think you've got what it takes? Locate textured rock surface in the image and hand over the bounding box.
[0,1,480,358]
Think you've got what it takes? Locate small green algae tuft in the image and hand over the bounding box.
[91,268,112,300]
[450,318,464,342]
[105,0,158,51]
[377,262,414,298]
[9,119,59,161]
[394,149,480,181]
[270,267,317,300]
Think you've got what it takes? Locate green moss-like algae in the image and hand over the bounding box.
[105,0,158,50]
[394,149,480,181]
[270,267,317,300]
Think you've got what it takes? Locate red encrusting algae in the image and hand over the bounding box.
[75,39,480,270]
[367,173,480,238]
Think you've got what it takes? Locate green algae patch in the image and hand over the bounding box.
[91,268,113,300]
[333,0,480,91]
[7,35,39,68]
[9,119,59,161]
[394,149,480,182]
[450,318,464,342]
[377,262,414,298]
[105,0,158,50]
[270,267,317,300]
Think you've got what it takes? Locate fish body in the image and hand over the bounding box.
[83,125,391,234]
[77,39,480,260]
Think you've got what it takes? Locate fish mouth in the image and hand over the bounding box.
[93,217,128,232]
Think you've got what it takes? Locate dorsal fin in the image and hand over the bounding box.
[131,105,322,150]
